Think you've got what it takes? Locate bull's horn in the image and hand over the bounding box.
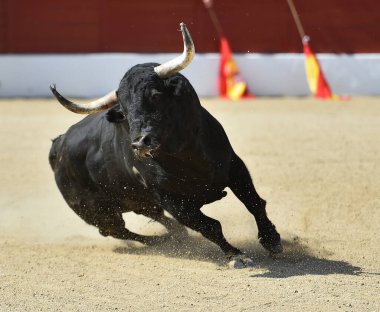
[50,84,117,114]
[154,22,195,78]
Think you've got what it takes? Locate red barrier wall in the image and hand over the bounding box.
[0,0,379,53]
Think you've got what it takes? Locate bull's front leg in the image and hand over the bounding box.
[164,198,255,268]
[136,207,188,237]
[228,153,283,255]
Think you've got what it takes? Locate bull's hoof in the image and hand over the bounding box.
[267,243,284,255]
[258,229,283,255]
[259,237,284,255]
[228,255,254,269]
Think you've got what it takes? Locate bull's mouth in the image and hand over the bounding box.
[133,146,159,159]
[131,134,160,159]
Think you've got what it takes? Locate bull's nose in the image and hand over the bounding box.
[131,135,152,150]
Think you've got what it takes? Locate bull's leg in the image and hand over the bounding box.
[164,201,253,267]
[228,153,283,254]
[70,199,169,245]
[137,208,188,237]
[95,211,171,245]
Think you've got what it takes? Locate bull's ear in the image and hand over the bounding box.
[106,105,126,123]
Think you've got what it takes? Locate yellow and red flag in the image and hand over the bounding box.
[303,39,336,99]
[219,37,252,100]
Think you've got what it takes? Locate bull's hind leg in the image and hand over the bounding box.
[70,200,169,245]
[228,153,283,254]
[95,212,170,245]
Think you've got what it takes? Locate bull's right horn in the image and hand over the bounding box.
[154,22,195,78]
[50,84,117,114]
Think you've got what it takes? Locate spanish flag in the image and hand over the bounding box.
[219,37,252,100]
[303,39,335,99]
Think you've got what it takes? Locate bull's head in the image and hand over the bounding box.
[50,22,197,158]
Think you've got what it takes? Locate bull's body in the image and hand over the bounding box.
[50,70,232,225]
[49,25,281,267]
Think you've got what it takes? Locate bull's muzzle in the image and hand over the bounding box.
[131,135,157,158]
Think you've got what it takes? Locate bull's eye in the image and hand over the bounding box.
[151,89,163,102]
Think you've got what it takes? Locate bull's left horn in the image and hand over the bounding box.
[50,85,117,114]
[154,22,195,78]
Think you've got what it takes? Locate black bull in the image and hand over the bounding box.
[49,24,282,267]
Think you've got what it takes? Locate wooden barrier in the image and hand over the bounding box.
[0,0,379,53]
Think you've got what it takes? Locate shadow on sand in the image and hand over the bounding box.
[244,238,363,278]
[113,233,362,278]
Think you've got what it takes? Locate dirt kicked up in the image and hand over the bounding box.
[0,97,379,311]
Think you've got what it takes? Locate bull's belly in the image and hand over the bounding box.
[56,170,227,223]
[55,151,229,215]
[118,179,227,210]
[154,176,228,205]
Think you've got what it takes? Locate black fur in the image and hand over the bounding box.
[49,63,282,259]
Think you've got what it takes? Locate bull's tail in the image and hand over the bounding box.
[49,134,64,171]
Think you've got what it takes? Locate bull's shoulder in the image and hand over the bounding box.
[199,106,233,155]
[200,106,227,133]
[65,113,107,142]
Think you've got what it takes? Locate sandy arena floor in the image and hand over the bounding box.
[0,97,379,311]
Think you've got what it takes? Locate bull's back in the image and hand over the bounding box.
[49,113,107,173]
[49,134,64,171]
[49,113,110,206]
[49,113,137,195]
[49,113,115,189]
